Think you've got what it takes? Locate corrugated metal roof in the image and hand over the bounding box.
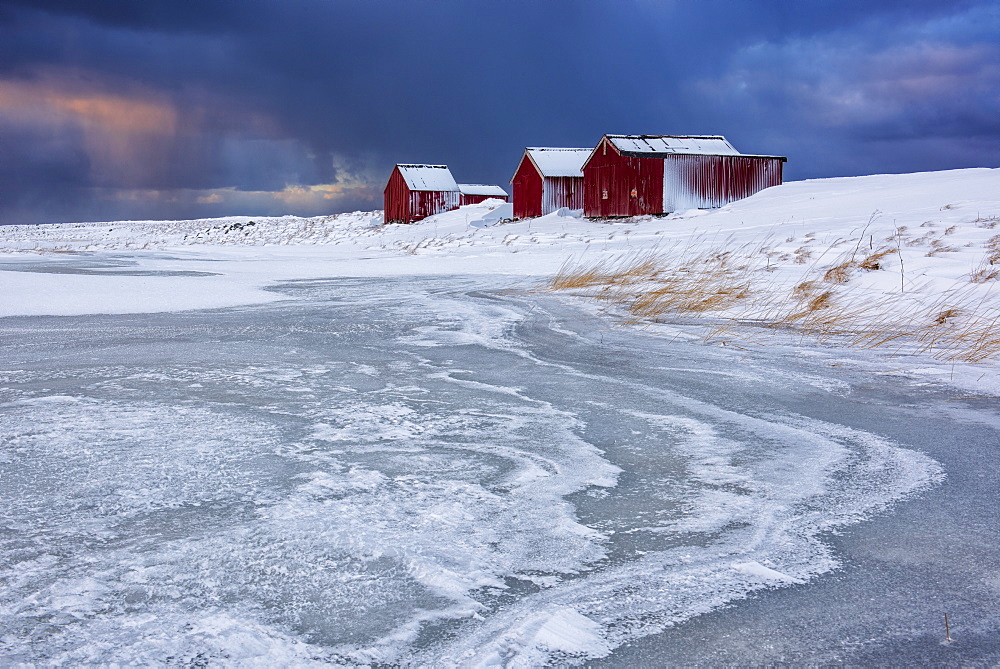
[396,164,459,192]
[459,184,508,197]
[525,147,592,178]
[607,135,741,157]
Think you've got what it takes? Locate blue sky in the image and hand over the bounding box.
[1,0,998,224]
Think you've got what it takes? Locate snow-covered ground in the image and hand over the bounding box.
[1,168,999,665]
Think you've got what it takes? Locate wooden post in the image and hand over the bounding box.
[945,612,952,643]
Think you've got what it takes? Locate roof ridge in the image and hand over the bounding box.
[605,134,727,139]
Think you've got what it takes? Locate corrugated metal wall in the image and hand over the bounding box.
[542,176,584,214]
[662,155,783,212]
[583,139,664,217]
[512,156,543,218]
[409,190,460,222]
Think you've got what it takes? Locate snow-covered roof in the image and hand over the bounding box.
[525,148,592,178]
[396,164,459,192]
[598,135,787,161]
[459,184,508,197]
[607,135,741,157]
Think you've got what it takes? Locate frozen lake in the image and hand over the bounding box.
[1,270,998,665]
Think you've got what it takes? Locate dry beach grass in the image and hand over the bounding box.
[548,229,1000,363]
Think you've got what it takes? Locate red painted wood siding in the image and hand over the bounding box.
[383,166,411,224]
[583,138,664,217]
[383,166,461,224]
[542,176,584,213]
[410,190,460,222]
[583,138,785,217]
[461,193,509,206]
[512,154,543,218]
[663,155,783,211]
[513,154,584,218]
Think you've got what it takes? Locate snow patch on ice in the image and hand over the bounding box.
[732,561,806,584]
[459,606,611,668]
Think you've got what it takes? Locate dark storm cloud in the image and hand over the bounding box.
[0,0,997,224]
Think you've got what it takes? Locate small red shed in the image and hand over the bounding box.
[459,184,509,206]
[582,135,786,218]
[510,147,591,218]
[383,164,461,224]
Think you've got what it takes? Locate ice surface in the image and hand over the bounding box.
[0,274,954,665]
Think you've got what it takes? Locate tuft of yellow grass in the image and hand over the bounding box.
[967,235,1000,283]
[550,250,663,290]
[857,247,898,271]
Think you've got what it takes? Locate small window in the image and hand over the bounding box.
[602,189,608,200]
[630,188,638,198]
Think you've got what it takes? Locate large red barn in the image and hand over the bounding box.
[383,164,461,224]
[582,135,786,218]
[459,184,509,206]
[510,147,591,218]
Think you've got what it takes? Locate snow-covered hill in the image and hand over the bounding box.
[3,168,997,282]
[3,167,1000,366]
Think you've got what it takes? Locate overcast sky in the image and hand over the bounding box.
[1,0,998,225]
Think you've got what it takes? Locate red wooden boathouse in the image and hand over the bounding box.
[384,164,461,224]
[582,135,786,218]
[510,147,591,218]
[459,184,509,206]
